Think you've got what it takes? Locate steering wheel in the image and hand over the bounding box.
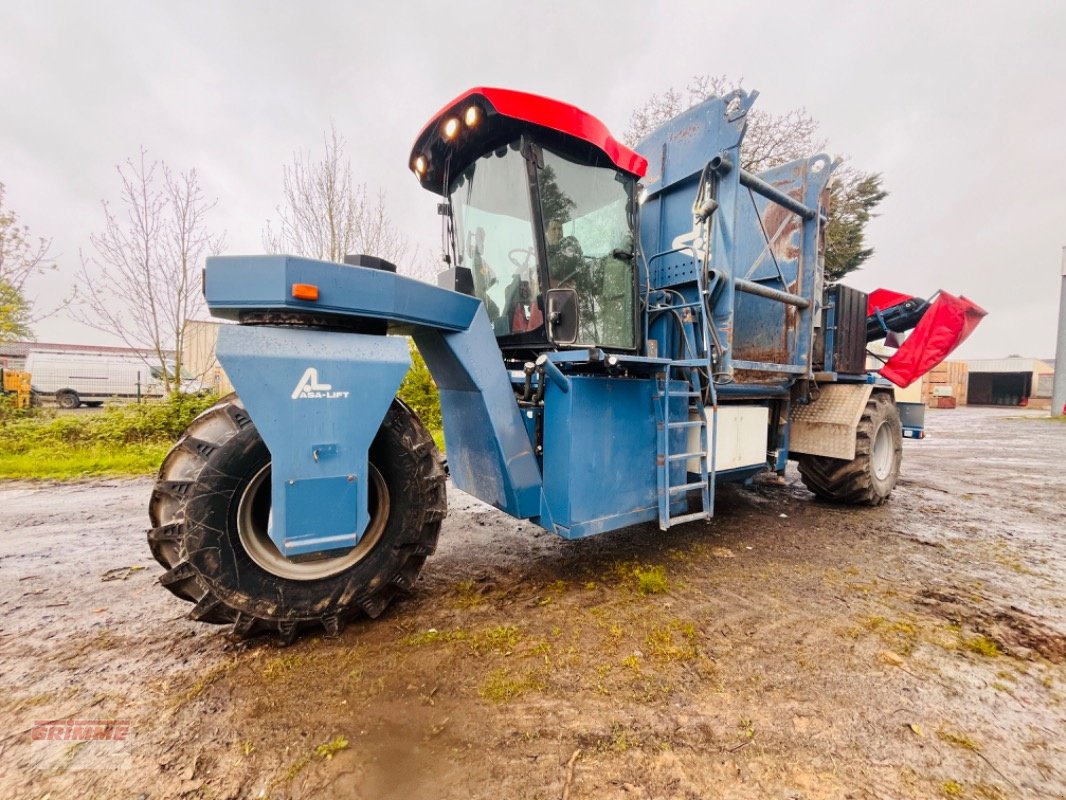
[508,247,536,270]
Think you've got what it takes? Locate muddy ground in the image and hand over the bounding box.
[1,406,1063,800]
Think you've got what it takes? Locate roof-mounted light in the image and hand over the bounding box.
[464,105,480,127]
[442,117,460,141]
[413,155,428,176]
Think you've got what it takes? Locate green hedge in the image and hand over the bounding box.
[0,392,221,451]
[398,341,442,433]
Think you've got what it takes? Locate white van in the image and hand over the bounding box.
[25,351,172,408]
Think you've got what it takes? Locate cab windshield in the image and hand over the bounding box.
[448,140,636,350]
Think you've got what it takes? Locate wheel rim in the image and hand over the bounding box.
[237,462,390,581]
[872,422,894,482]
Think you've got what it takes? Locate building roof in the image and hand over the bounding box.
[965,357,1054,374]
[0,340,164,358]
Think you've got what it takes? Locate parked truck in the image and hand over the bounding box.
[148,87,983,643]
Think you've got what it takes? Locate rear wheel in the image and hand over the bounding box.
[147,394,447,642]
[56,390,80,409]
[797,391,902,506]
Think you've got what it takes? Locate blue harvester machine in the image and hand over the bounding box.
[149,88,965,642]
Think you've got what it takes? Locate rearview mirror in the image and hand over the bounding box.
[546,288,579,346]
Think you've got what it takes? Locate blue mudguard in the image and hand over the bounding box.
[216,325,409,557]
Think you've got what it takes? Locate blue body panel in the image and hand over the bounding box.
[206,255,480,332]
[635,96,832,381]
[541,376,665,538]
[413,306,542,519]
[216,325,409,556]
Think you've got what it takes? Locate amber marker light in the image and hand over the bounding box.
[291,283,319,301]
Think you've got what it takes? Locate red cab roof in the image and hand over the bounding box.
[410,87,647,194]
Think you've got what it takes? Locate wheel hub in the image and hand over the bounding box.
[236,463,390,581]
[872,422,894,482]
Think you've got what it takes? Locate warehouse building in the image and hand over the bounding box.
[964,357,1054,409]
[182,320,234,395]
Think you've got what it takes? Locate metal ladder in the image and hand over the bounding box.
[655,365,713,530]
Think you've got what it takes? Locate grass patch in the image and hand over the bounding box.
[315,735,349,760]
[634,565,670,595]
[452,579,485,608]
[478,667,543,703]
[403,627,467,647]
[272,735,352,789]
[938,728,979,751]
[403,624,522,654]
[262,653,307,679]
[0,442,170,479]
[470,624,522,653]
[960,634,1001,658]
[852,614,922,654]
[0,393,219,480]
[644,620,699,663]
[614,562,670,595]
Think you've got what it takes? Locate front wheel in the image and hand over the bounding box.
[147,394,447,642]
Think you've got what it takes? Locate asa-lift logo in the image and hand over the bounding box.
[291,368,350,400]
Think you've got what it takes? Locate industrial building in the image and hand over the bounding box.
[964,357,1055,409]
[182,320,234,395]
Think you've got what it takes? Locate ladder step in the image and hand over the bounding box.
[666,420,704,429]
[667,511,711,526]
[669,481,706,495]
[656,391,701,398]
[667,452,705,462]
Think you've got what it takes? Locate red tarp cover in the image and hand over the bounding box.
[867,288,915,317]
[879,292,987,388]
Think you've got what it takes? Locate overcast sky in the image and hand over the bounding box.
[3,0,1064,359]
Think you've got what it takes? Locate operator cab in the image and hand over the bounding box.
[410,88,648,356]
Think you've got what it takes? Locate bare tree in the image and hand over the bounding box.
[626,75,886,279]
[624,75,826,172]
[263,122,413,269]
[74,149,225,394]
[0,182,57,342]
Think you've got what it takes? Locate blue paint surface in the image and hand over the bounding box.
[216,325,409,557]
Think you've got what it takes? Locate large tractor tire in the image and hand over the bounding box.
[797,391,902,506]
[147,394,447,643]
